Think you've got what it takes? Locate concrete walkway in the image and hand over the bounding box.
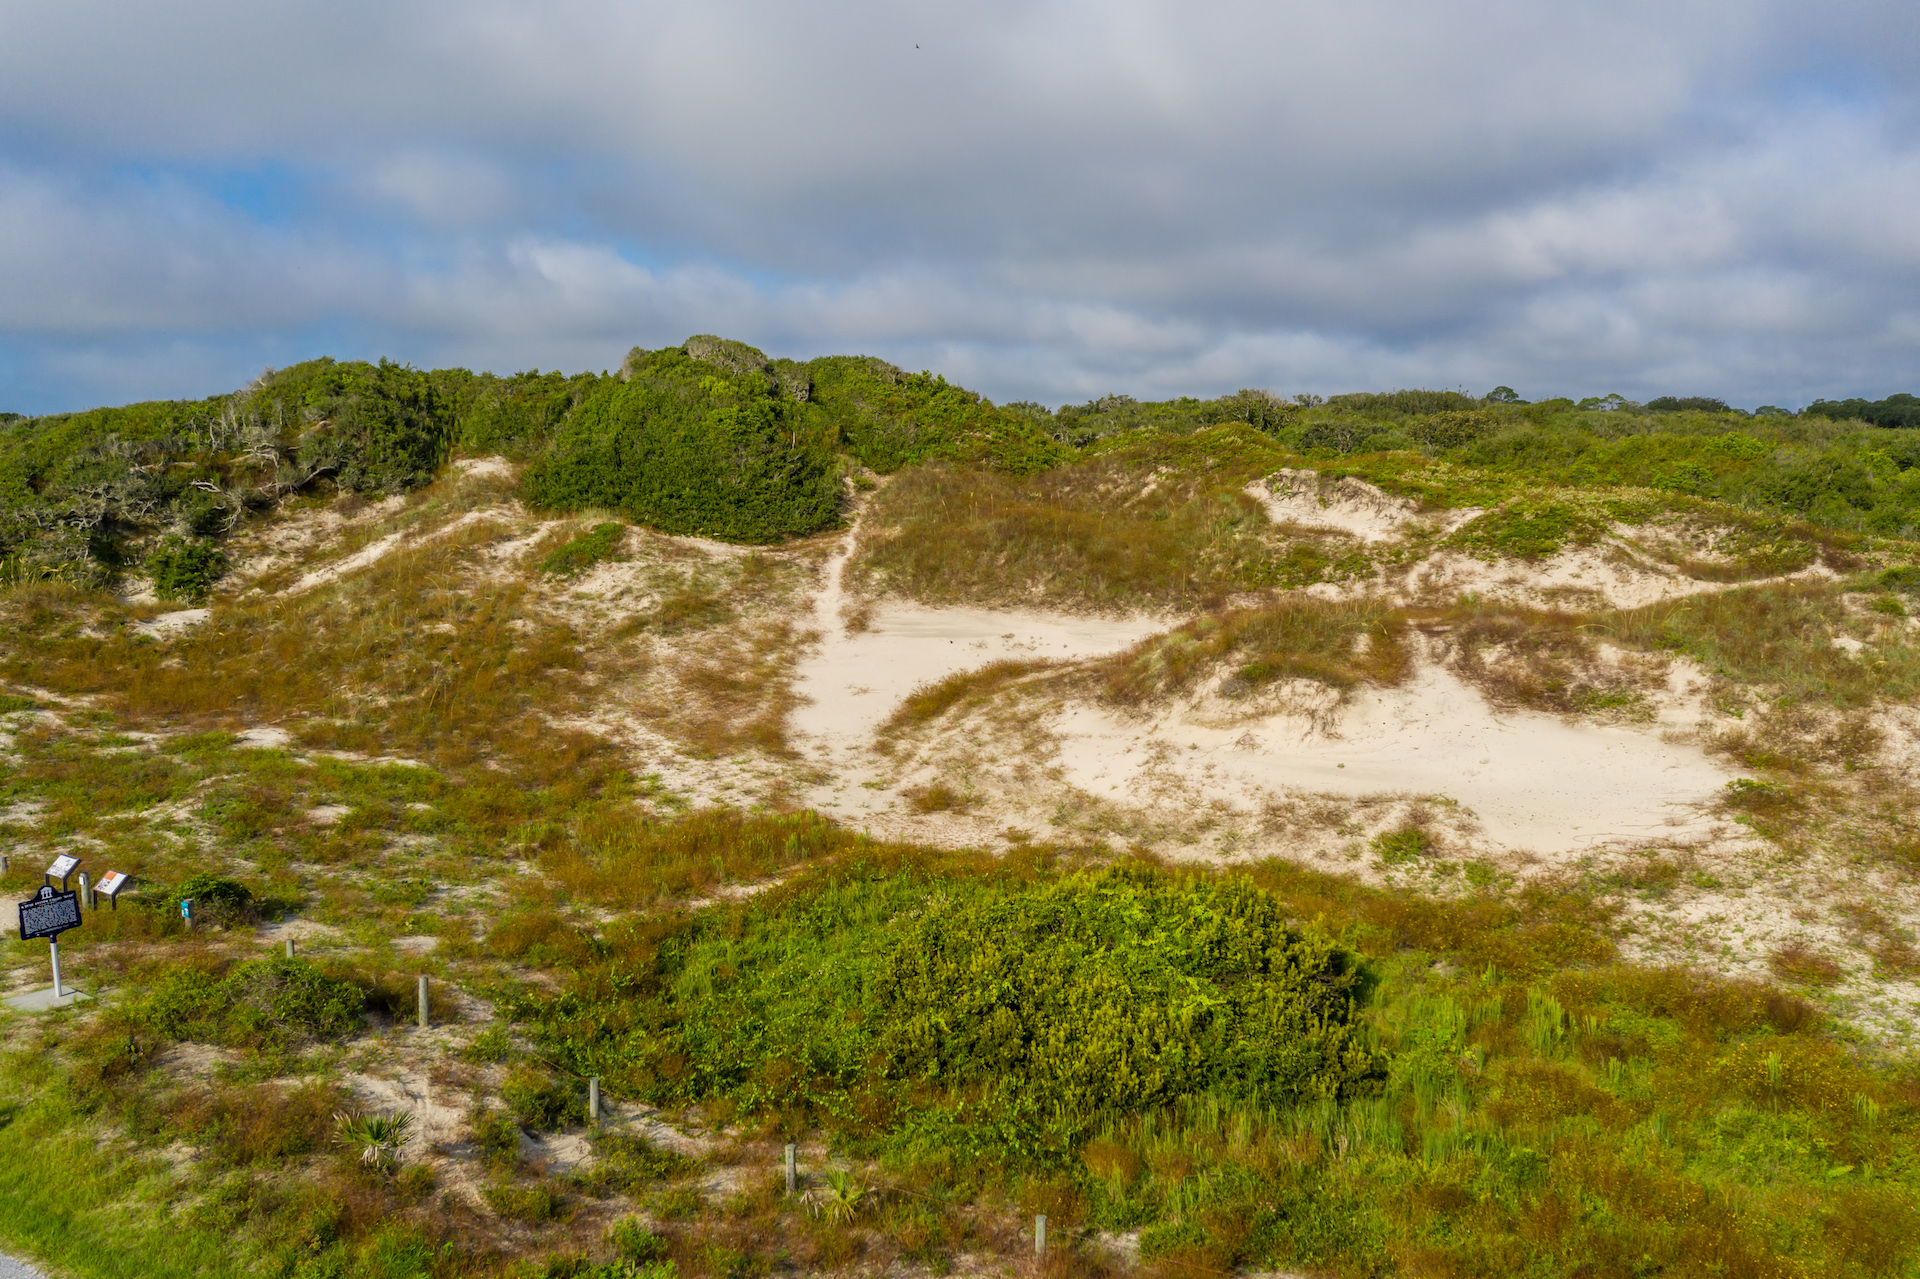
[0,1253,48,1279]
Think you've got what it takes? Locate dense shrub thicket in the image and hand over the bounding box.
[807,355,1067,474]
[1039,389,1297,447]
[519,865,1379,1158]
[1803,392,1920,430]
[7,338,1918,586]
[522,342,844,542]
[0,357,589,589]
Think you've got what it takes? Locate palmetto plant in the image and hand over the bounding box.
[804,1169,867,1224]
[333,1109,416,1170]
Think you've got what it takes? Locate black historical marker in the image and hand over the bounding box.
[18,886,82,942]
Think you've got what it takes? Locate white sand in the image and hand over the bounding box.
[284,510,500,595]
[1052,660,1733,853]
[1246,470,1476,542]
[789,525,1165,756]
[133,608,209,637]
[234,726,292,749]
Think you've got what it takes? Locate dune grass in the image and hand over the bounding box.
[882,659,1056,733]
[1100,597,1408,706]
[1603,580,1920,708]
[848,436,1359,612]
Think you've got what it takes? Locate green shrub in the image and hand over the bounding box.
[124,956,365,1052]
[867,869,1379,1120]
[1445,498,1611,560]
[170,871,255,927]
[452,368,604,459]
[573,1132,691,1196]
[806,355,1066,475]
[502,1065,588,1131]
[527,864,1380,1157]
[147,536,227,603]
[1879,565,1920,594]
[1371,827,1429,866]
[468,1106,522,1168]
[484,1176,568,1223]
[263,357,454,494]
[541,522,626,576]
[608,1216,669,1263]
[522,342,842,543]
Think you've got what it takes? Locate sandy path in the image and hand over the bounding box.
[788,519,1165,760]
[0,1253,47,1279]
[1053,661,1733,852]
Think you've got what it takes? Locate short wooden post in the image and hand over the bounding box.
[1035,1214,1047,1258]
[1,853,9,874]
[589,1076,601,1123]
[416,975,429,1028]
[285,937,296,959]
[785,1143,797,1195]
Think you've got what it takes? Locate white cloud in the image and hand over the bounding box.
[1,0,1918,411]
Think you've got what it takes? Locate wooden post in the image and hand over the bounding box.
[285,937,296,959]
[785,1143,797,1195]
[416,975,429,1028]
[589,1077,601,1123]
[1035,1215,1047,1258]
[77,872,92,910]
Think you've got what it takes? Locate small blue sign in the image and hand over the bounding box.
[179,899,193,924]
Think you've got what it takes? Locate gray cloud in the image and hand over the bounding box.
[0,0,1916,412]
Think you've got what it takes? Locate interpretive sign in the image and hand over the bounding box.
[45,854,80,887]
[19,886,81,941]
[97,870,130,908]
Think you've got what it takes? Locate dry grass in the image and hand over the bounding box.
[0,520,590,773]
[1425,604,1657,716]
[882,659,1055,733]
[1100,596,1407,706]
[1602,580,1920,708]
[904,782,968,814]
[543,807,856,906]
[847,450,1336,612]
[644,619,806,756]
[1769,941,1844,987]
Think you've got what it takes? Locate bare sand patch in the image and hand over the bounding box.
[454,457,516,481]
[133,608,210,637]
[1246,470,1478,543]
[790,524,1165,757]
[1050,660,1736,856]
[235,726,292,749]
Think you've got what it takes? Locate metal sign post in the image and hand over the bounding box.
[17,885,82,999]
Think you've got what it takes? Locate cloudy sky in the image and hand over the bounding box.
[3,0,1917,414]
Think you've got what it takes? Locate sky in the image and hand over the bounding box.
[2,0,1917,415]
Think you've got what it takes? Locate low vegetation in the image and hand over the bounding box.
[6,353,1920,1276]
